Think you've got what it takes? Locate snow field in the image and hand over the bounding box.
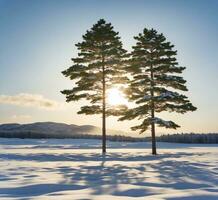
[0,139,217,200]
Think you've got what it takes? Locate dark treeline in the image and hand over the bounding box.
[1,131,218,144]
[0,131,145,142]
[157,133,218,144]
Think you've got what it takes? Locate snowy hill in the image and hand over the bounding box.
[0,122,132,138]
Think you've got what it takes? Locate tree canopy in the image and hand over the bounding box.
[61,19,127,153]
[119,28,197,154]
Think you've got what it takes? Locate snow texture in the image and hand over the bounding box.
[143,95,151,100]
[152,117,172,127]
[143,91,178,101]
[163,75,181,81]
[0,138,217,200]
[158,91,175,99]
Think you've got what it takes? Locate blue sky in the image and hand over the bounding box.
[0,0,217,134]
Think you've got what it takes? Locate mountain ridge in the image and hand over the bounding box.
[0,121,131,136]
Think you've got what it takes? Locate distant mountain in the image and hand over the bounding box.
[0,122,131,137]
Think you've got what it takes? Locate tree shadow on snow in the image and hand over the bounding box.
[0,151,217,199]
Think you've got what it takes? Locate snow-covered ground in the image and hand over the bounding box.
[0,138,217,200]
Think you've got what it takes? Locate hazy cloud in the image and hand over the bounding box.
[11,114,32,120]
[0,93,65,110]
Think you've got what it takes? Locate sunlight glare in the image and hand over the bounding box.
[107,88,128,106]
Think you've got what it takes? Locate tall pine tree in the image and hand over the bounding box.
[119,28,197,155]
[61,19,127,154]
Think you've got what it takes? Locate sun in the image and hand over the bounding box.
[107,88,128,106]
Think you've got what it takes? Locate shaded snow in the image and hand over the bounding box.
[143,95,151,100]
[152,117,172,127]
[143,91,178,101]
[158,91,175,99]
[0,138,217,200]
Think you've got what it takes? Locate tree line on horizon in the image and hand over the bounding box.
[61,19,197,155]
[157,133,218,144]
[0,130,145,142]
[1,131,218,144]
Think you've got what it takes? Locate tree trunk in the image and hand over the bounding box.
[150,63,157,155]
[151,107,157,155]
[102,56,106,154]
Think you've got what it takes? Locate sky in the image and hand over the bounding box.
[0,0,218,135]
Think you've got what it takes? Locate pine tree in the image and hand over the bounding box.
[119,28,197,155]
[61,19,127,154]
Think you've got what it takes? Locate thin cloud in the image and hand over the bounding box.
[0,93,65,110]
[11,114,32,120]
